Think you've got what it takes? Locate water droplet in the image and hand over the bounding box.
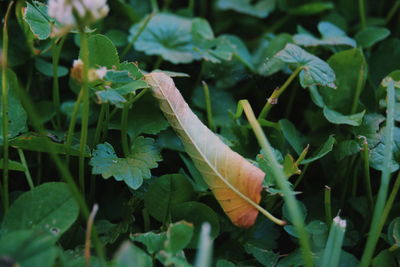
[50,227,60,235]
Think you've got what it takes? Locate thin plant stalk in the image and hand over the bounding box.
[359,136,373,210]
[85,204,99,267]
[153,56,163,70]
[241,100,313,267]
[202,81,215,132]
[65,89,83,165]
[258,67,302,120]
[52,35,66,129]
[325,186,332,227]
[78,31,90,193]
[121,95,131,157]
[350,60,366,114]
[150,0,159,12]
[188,0,195,14]
[1,1,14,212]
[17,149,34,190]
[359,0,367,29]
[359,80,396,267]
[121,13,153,59]
[109,88,149,120]
[386,1,400,24]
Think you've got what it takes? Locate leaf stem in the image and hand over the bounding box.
[359,0,367,29]
[386,0,400,24]
[52,35,66,129]
[324,185,332,227]
[65,90,84,165]
[17,149,34,190]
[121,96,131,157]
[1,1,14,213]
[378,171,400,236]
[202,81,215,132]
[359,136,373,210]
[153,56,163,70]
[242,100,313,267]
[258,67,302,120]
[351,58,366,114]
[78,31,90,193]
[85,204,99,267]
[359,80,396,267]
[121,13,153,59]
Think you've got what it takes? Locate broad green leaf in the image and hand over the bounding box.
[221,34,255,71]
[275,44,336,88]
[109,94,169,138]
[156,251,191,267]
[0,70,28,144]
[104,70,134,84]
[387,217,400,246]
[89,137,162,189]
[119,62,144,80]
[0,230,57,267]
[301,135,335,164]
[144,174,194,223]
[10,133,87,156]
[34,58,68,77]
[180,154,209,192]
[352,113,385,146]
[216,260,236,267]
[323,107,365,126]
[146,72,265,228]
[216,0,275,18]
[288,2,334,15]
[105,29,128,47]
[165,221,194,253]
[95,89,127,108]
[23,1,52,40]
[244,244,279,266]
[294,21,355,47]
[371,250,397,267]
[355,27,390,48]
[2,182,79,238]
[369,126,400,172]
[306,220,328,252]
[129,13,198,64]
[171,202,220,248]
[192,18,214,40]
[114,80,149,95]
[114,241,153,267]
[279,119,305,155]
[131,232,167,254]
[336,140,361,161]
[84,34,119,68]
[254,33,293,76]
[319,48,367,113]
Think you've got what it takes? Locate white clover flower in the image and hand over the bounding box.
[48,0,109,27]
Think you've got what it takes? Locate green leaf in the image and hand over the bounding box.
[0,159,26,172]
[0,230,57,267]
[89,137,162,189]
[369,126,400,172]
[9,133,87,156]
[387,217,400,246]
[216,259,237,267]
[276,44,336,88]
[165,221,194,253]
[288,2,334,15]
[319,48,367,113]
[23,1,52,40]
[109,94,169,138]
[323,107,365,126]
[283,154,301,178]
[114,80,149,95]
[216,0,275,18]
[104,70,134,84]
[301,135,335,164]
[84,34,120,68]
[244,244,279,266]
[129,13,198,64]
[114,241,153,267]
[131,232,167,254]
[0,70,28,144]
[95,89,127,108]
[294,21,355,47]
[254,33,293,76]
[279,119,306,155]
[306,220,328,252]
[171,202,220,248]
[192,18,214,40]
[222,34,255,71]
[34,58,68,77]
[336,140,361,161]
[370,39,400,86]
[2,182,79,238]
[144,174,194,223]
[371,249,397,267]
[283,200,307,225]
[355,27,390,48]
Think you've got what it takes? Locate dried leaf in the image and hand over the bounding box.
[145,72,264,227]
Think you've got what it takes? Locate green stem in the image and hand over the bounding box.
[52,35,66,129]
[121,96,131,157]
[102,104,110,141]
[202,81,215,132]
[258,67,302,120]
[78,31,90,193]
[377,171,400,235]
[65,90,83,165]
[325,186,332,227]
[359,0,367,29]
[188,0,195,14]
[350,58,366,114]
[359,136,373,210]
[359,80,396,267]
[17,149,34,190]
[121,13,153,59]
[241,100,313,267]
[386,1,400,24]
[93,104,106,147]
[150,0,159,12]
[153,57,163,70]
[142,208,150,232]
[1,1,14,213]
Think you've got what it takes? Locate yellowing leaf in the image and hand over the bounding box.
[145,72,265,227]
